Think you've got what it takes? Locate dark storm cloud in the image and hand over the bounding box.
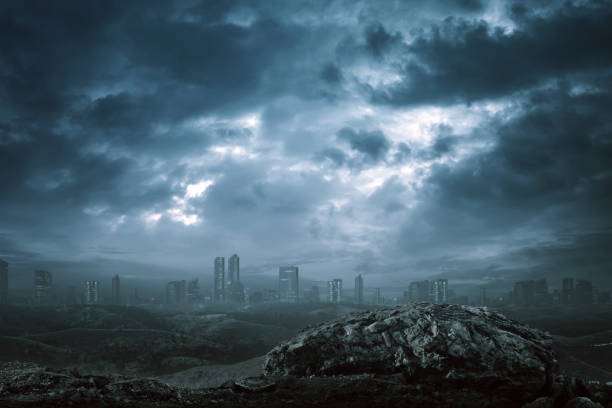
[396,83,612,280]
[337,127,390,162]
[370,2,612,105]
[364,24,403,59]
[1,0,611,289]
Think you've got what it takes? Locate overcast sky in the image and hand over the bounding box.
[1,0,611,290]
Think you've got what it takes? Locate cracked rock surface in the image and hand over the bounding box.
[264,303,556,399]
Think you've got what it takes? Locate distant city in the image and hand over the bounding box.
[0,257,610,308]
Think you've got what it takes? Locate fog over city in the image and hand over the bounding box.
[1,0,611,295]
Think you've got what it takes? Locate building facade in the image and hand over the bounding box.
[34,270,53,304]
[328,279,342,303]
[354,274,364,304]
[85,280,99,305]
[228,254,240,285]
[279,266,299,302]
[431,279,448,304]
[111,274,120,305]
[214,257,225,302]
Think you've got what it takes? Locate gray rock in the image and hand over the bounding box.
[523,397,553,408]
[565,397,604,408]
[264,303,556,398]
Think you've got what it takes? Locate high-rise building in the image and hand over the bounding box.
[111,274,120,305]
[513,280,536,306]
[227,254,244,303]
[167,280,187,305]
[187,278,200,304]
[279,266,299,302]
[214,257,225,302]
[85,280,99,305]
[375,288,383,305]
[534,279,549,305]
[228,254,240,285]
[354,274,364,304]
[575,280,593,304]
[0,259,7,305]
[562,278,574,305]
[408,280,432,302]
[431,279,448,304]
[328,279,342,303]
[34,270,53,304]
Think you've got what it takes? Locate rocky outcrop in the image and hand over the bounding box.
[264,303,557,400]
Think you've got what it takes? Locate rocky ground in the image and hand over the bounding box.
[1,303,611,407]
[0,362,611,407]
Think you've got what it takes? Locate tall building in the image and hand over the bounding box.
[328,279,342,303]
[111,274,120,305]
[85,280,99,305]
[562,278,574,305]
[375,288,383,305]
[408,280,432,302]
[598,291,611,304]
[534,279,549,305]
[34,270,53,304]
[575,280,593,304]
[187,278,200,304]
[354,274,364,304]
[279,266,299,302]
[227,254,244,303]
[228,254,240,285]
[214,257,225,302]
[0,259,7,305]
[513,280,536,306]
[167,280,187,305]
[431,279,448,304]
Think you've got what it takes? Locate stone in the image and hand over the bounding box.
[232,376,276,393]
[565,397,604,408]
[264,303,556,401]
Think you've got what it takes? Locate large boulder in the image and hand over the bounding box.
[264,303,556,397]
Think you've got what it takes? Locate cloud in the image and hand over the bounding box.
[369,2,612,105]
[337,127,390,162]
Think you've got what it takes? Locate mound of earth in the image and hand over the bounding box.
[264,303,557,402]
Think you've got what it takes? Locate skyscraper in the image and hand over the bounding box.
[228,254,240,285]
[375,288,383,305]
[34,270,53,304]
[279,266,299,302]
[111,274,120,305]
[431,279,448,304]
[187,278,200,304]
[167,280,187,305]
[214,257,225,302]
[354,274,364,304]
[85,280,99,305]
[575,280,593,304]
[328,279,342,303]
[227,254,244,303]
[0,259,7,305]
[562,278,574,305]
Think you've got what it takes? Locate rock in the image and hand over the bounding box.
[523,397,553,407]
[565,397,604,408]
[264,303,556,401]
[232,376,276,393]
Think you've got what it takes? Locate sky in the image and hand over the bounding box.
[1,0,611,292]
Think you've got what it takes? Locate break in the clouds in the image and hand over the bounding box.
[1,0,611,289]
